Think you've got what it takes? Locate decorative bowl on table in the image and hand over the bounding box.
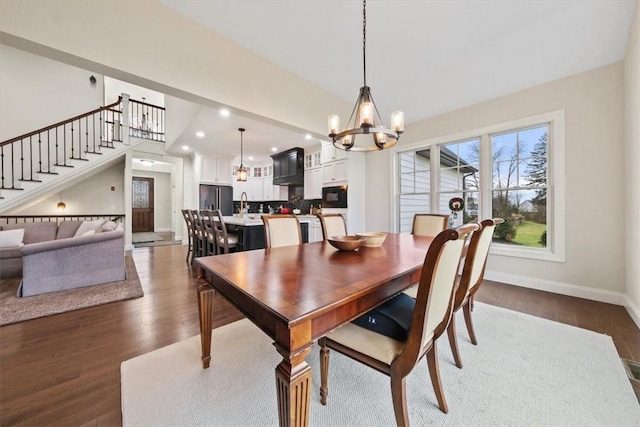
[356,232,388,247]
[327,235,366,251]
[292,209,301,215]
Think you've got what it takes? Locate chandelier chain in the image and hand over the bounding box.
[363,0,367,87]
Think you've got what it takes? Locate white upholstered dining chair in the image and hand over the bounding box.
[319,223,479,425]
[261,214,302,248]
[411,213,450,237]
[317,213,347,240]
[446,218,504,368]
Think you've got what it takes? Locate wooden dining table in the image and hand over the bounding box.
[195,232,434,427]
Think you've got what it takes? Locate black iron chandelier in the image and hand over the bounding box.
[328,0,404,151]
[237,128,248,182]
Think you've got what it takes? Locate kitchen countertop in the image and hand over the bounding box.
[224,215,313,227]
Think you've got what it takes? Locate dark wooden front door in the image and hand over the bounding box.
[132,177,154,232]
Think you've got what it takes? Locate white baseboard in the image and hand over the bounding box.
[623,295,640,330]
[484,271,627,306]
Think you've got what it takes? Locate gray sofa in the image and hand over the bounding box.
[0,220,125,296]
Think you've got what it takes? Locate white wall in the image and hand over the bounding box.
[367,62,626,302]
[624,1,640,322]
[16,161,125,215]
[104,76,164,106]
[0,44,104,140]
[0,1,351,138]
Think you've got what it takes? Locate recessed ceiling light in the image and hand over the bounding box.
[271,147,278,152]
[140,159,154,166]
[305,134,312,140]
[182,145,190,150]
[196,131,205,138]
[220,108,230,117]
[248,156,254,161]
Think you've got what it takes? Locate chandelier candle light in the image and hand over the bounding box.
[328,0,404,151]
[237,128,248,182]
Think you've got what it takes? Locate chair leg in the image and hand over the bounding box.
[319,338,329,405]
[390,375,409,427]
[447,314,463,369]
[426,341,448,414]
[463,302,478,345]
[189,237,196,265]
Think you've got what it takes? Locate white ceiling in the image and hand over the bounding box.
[156,0,634,163]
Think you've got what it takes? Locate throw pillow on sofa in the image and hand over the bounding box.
[0,229,25,248]
[101,220,117,232]
[74,219,106,237]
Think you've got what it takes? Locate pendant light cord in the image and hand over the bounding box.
[239,128,245,166]
[362,0,367,87]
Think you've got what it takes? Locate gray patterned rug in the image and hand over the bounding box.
[131,232,164,243]
[121,303,640,426]
[0,255,142,326]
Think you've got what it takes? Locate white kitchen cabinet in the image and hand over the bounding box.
[248,178,263,201]
[304,168,322,199]
[201,157,232,184]
[233,179,248,201]
[322,159,348,184]
[262,178,288,201]
[321,141,347,164]
[304,151,321,169]
[307,217,323,242]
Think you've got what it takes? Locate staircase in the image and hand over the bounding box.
[0,95,165,213]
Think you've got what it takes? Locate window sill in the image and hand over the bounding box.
[490,244,565,263]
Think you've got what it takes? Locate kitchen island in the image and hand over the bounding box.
[224,216,310,251]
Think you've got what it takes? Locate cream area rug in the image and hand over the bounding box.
[121,303,640,426]
[0,254,142,326]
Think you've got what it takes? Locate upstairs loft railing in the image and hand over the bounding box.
[0,214,125,226]
[0,95,166,197]
[0,97,124,193]
[129,98,165,142]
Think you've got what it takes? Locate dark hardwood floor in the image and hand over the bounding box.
[0,244,638,425]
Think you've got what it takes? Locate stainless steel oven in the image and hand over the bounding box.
[322,185,348,208]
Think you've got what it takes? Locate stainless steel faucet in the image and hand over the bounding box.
[239,192,248,219]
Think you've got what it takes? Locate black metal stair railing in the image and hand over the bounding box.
[129,98,165,142]
[0,97,123,193]
[0,214,125,226]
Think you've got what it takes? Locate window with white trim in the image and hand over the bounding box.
[395,110,564,261]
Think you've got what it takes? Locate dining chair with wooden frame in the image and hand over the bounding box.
[447,218,504,369]
[186,209,200,264]
[209,209,239,254]
[200,209,216,256]
[190,210,207,259]
[319,223,480,425]
[181,209,194,263]
[261,214,302,248]
[317,213,347,240]
[411,213,450,237]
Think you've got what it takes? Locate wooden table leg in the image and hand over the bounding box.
[274,345,312,427]
[197,281,215,369]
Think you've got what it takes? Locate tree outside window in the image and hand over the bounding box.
[491,125,548,247]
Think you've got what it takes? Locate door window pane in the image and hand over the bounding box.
[133,181,149,208]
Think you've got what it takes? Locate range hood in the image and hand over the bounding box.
[271,147,304,186]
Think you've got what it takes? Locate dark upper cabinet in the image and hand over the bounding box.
[271,147,304,185]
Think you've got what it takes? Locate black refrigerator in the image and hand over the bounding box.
[199,184,233,216]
